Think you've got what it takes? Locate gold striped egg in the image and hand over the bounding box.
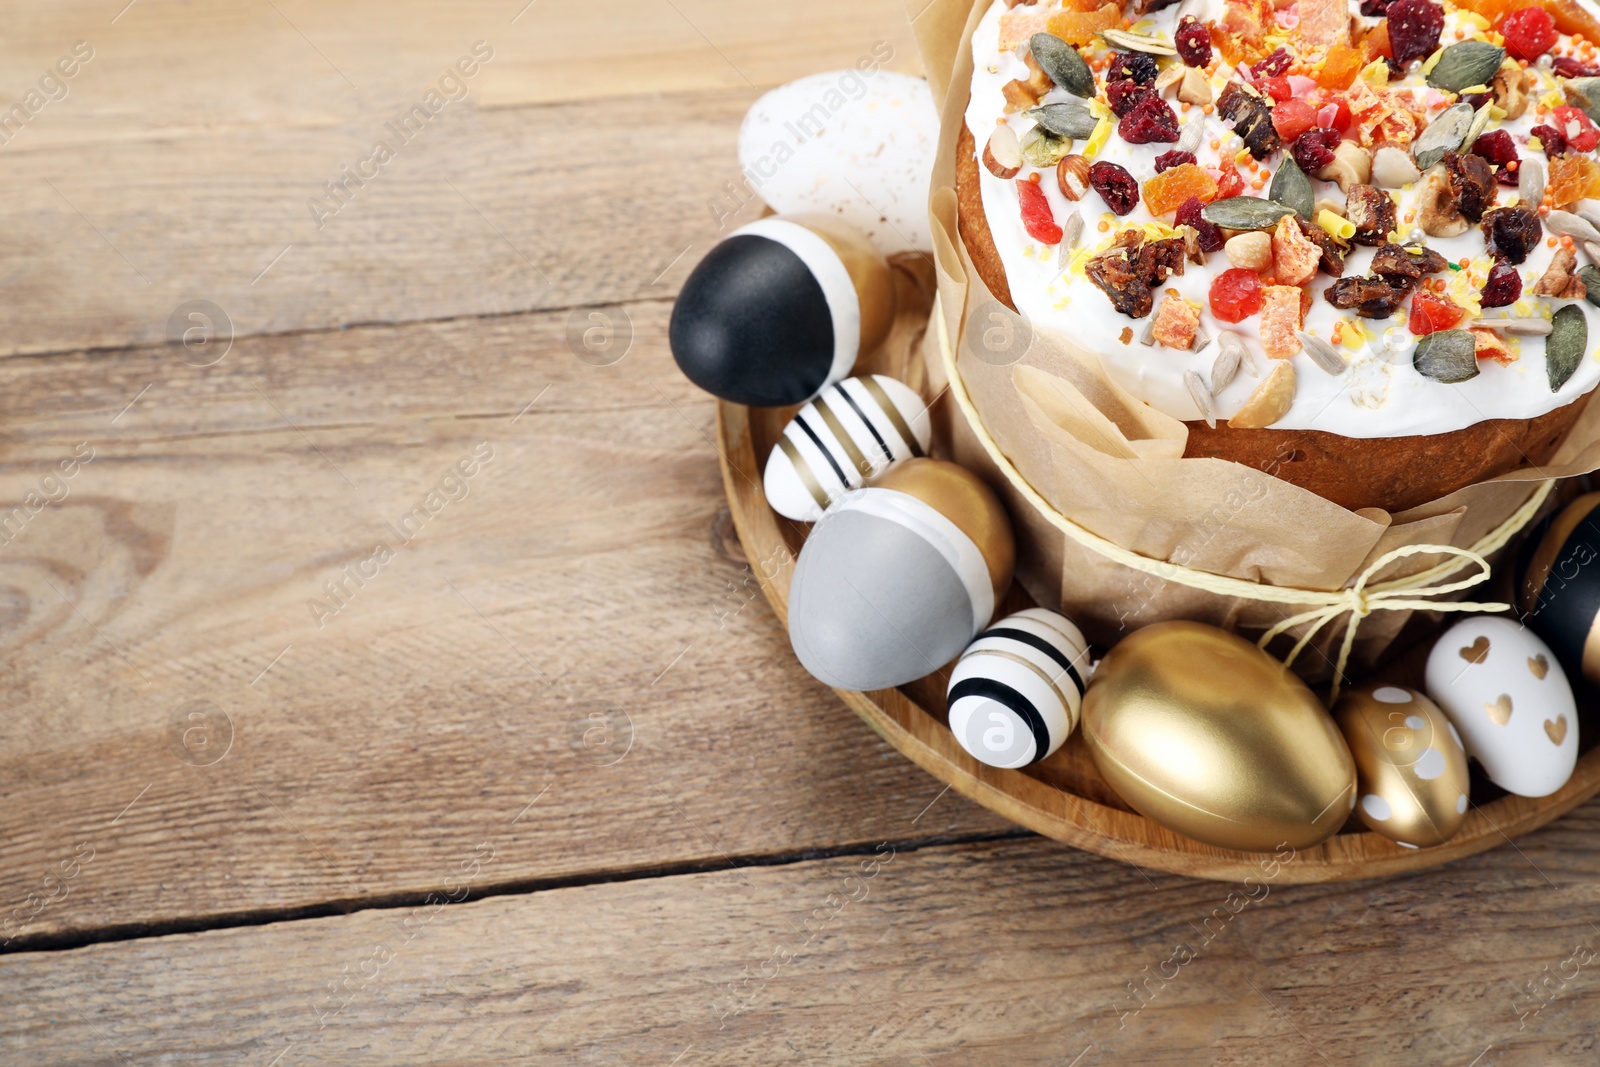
[1333,684,1470,849]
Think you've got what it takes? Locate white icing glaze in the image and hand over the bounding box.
[965,0,1600,437]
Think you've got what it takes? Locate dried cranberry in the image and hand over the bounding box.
[1118,93,1180,144]
[1174,195,1224,252]
[1461,92,1492,110]
[1090,161,1140,215]
[1480,258,1522,307]
[1532,124,1570,157]
[1175,16,1212,68]
[1250,47,1292,79]
[1471,129,1521,186]
[1359,0,1389,13]
[1292,128,1342,173]
[1554,56,1600,78]
[1106,78,1151,117]
[1154,149,1198,173]
[1108,51,1158,86]
[1386,0,1445,67]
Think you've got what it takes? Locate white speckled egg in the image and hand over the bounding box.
[1424,617,1579,798]
[946,608,1091,768]
[1333,684,1471,849]
[738,69,936,255]
[764,375,932,522]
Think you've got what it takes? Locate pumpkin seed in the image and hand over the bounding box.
[1426,41,1506,93]
[1547,303,1588,391]
[1200,196,1297,231]
[1563,77,1600,126]
[1411,102,1474,170]
[1520,156,1546,206]
[1545,210,1600,245]
[1269,155,1314,219]
[1472,317,1553,336]
[1029,33,1094,98]
[1578,264,1600,306]
[1297,332,1347,375]
[1211,339,1241,392]
[1026,101,1099,140]
[1099,28,1177,56]
[1184,370,1217,428]
[1019,125,1073,167]
[1413,330,1480,383]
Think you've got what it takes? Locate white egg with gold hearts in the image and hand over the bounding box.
[763,375,932,522]
[946,608,1091,769]
[1423,617,1578,799]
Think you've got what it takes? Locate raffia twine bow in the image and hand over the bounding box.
[933,297,1554,704]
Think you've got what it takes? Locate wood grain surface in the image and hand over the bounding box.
[1,0,1599,1062]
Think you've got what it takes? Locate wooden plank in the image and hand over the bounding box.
[4,832,1599,1064]
[0,293,1013,949]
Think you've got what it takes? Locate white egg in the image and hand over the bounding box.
[1423,617,1579,798]
[763,375,932,521]
[738,70,937,255]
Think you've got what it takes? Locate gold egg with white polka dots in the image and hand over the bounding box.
[1332,683,1471,850]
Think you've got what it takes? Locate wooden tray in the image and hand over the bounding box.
[716,383,1600,885]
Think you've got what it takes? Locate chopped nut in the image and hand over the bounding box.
[1228,359,1297,429]
[1417,166,1469,238]
[1490,57,1530,121]
[1370,143,1422,188]
[1152,294,1200,350]
[1314,141,1372,194]
[1344,184,1397,246]
[1225,231,1272,270]
[1177,66,1212,106]
[1533,246,1587,298]
[1002,79,1040,113]
[1056,154,1091,200]
[1272,214,1323,287]
[1024,51,1054,97]
[1259,285,1305,360]
[1155,63,1186,96]
[984,126,1022,179]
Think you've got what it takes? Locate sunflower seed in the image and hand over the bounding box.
[1185,370,1217,428]
[1060,209,1083,255]
[1177,115,1206,155]
[1520,156,1546,206]
[1201,196,1298,231]
[1579,264,1600,306]
[1297,332,1348,375]
[1211,338,1241,391]
[1413,329,1480,383]
[1027,101,1100,140]
[1463,99,1494,151]
[1426,41,1506,93]
[1218,330,1257,378]
[1269,154,1315,219]
[1029,33,1095,98]
[1579,207,1600,234]
[1545,210,1600,244]
[1193,322,1213,353]
[1472,317,1553,336]
[1140,313,1158,346]
[1585,240,1600,266]
[1548,303,1587,391]
[1100,28,1177,56]
[1411,102,1474,170]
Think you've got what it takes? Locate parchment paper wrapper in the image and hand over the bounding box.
[906,0,1600,680]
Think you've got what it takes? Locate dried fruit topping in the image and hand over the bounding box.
[1210,267,1265,323]
[1344,184,1397,246]
[1176,195,1225,252]
[1217,85,1281,161]
[1119,93,1181,144]
[1292,129,1343,174]
[1553,56,1600,79]
[1532,124,1570,157]
[1480,257,1522,307]
[1547,153,1600,207]
[1259,75,1293,103]
[1174,16,1212,67]
[1317,45,1366,92]
[1551,106,1600,153]
[1470,129,1520,186]
[1532,245,1587,298]
[1106,78,1152,117]
[1371,241,1448,283]
[1250,47,1292,80]
[1215,160,1247,198]
[1017,178,1063,245]
[1144,162,1218,215]
[1271,214,1323,287]
[1409,291,1466,335]
[1090,160,1140,215]
[1386,0,1445,68]
[1107,51,1158,85]
[1151,294,1200,350]
[1085,230,1186,317]
[1326,275,1411,317]
[1045,3,1121,47]
[1258,286,1304,360]
[1358,0,1388,15]
[1499,7,1557,62]
[1154,149,1198,173]
[1271,99,1319,145]
[1443,151,1497,223]
[1480,205,1543,264]
[1296,217,1349,277]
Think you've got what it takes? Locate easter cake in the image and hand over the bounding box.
[957,0,1600,511]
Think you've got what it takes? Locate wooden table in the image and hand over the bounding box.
[1,1,1597,1062]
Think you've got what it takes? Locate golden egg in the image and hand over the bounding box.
[1333,684,1470,849]
[1082,621,1357,853]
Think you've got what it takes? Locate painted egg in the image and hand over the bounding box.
[1514,491,1600,686]
[763,375,931,522]
[1082,621,1357,852]
[1333,684,1471,849]
[946,609,1092,769]
[788,458,1014,691]
[737,70,936,255]
[1423,617,1578,798]
[670,215,894,408]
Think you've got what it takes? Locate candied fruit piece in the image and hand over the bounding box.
[1471,327,1516,365]
[1154,150,1198,173]
[1107,79,1152,117]
[1551,107,1600,153]
[1292,128,1342,173]
[1386,0,1444,67]
[1471,129,1521,186]
[1090,161,1140,214]
[1259,286,1304,359]
[1500,8,1557,61]
[1272,99,1318,144]
[1143,162,1219,215]
[1408,291,1465,335]
[1175,195,1225,252]
[1215,160,1247,198]
[1361,21,1393,61]
[1045,4,1121,47]
[1151,294,1201,350]
[1211,267,1265,322]
[1175,16,1213,67]
[1547,154,1594,208]
[1017,178,1062,244]
[1119,94,1181,144]
[1480,258,1522,307]
[1316,44,1366,91]
[1260,75,1293,102]
[1272,214,1323,287]
[997,10,1053,52]
[1108,52,1158,85]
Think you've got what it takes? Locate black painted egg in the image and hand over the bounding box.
[669,215,894,407]
[1515,491,1600,686]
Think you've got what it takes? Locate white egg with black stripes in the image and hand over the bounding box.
[763,375,932,522]
[946,608,1091,769]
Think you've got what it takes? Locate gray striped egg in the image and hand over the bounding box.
[763,375,931,522]
[946,608,1091,769]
